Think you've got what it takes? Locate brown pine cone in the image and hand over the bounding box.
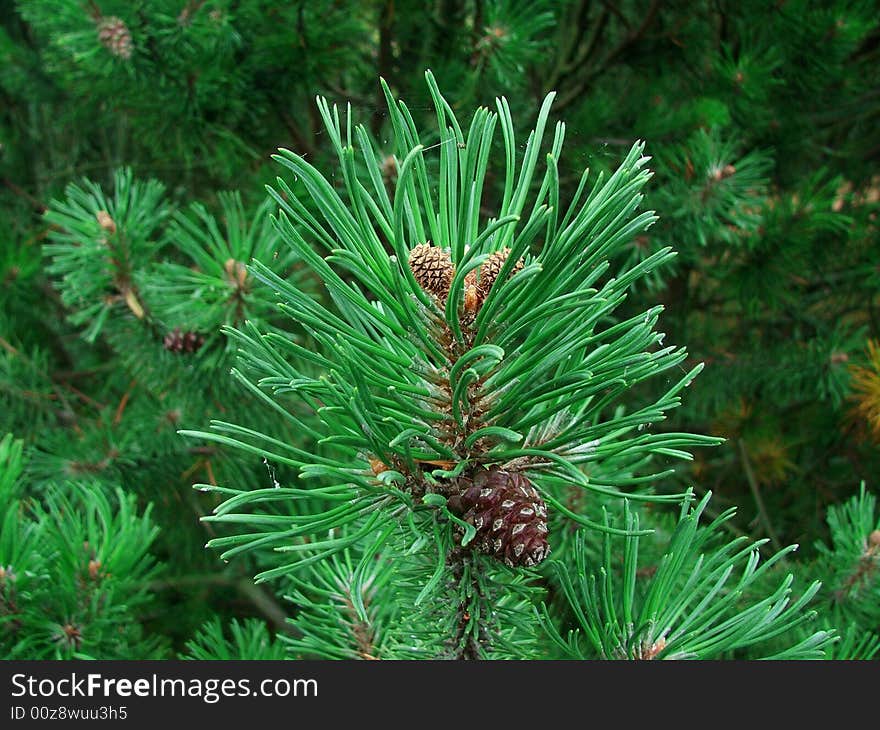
[97,16,133,59]
[409,243,454,299]
[448,467,550,568]
[476,247,524,300]
[163,327,205,354]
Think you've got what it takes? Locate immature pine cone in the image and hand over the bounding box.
[477,247,524,300]
[409,243,454,299]
[448,467,550,567]
[163,327,205,354]
[462,247,526,318]
[97,16,133,59]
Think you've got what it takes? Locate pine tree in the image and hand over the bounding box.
[0,434,164,658]
[177,72,848,659]
[1,1,879,660]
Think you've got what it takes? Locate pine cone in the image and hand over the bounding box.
[409,243,454,299]
[448,467,550,568]
[477,247,524,300]
[97,16,133,59]
[163,327,205,354]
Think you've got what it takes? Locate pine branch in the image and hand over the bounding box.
[553,0,661,111]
